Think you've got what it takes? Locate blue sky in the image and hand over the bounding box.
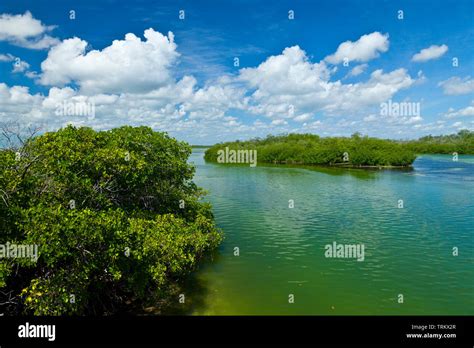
[1,0,473,143]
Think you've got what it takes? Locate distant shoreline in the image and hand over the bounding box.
[203,158,414,171]
[203,132,473,169]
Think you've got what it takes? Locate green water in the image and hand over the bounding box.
[186,150,474,315]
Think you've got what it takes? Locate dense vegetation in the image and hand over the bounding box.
[406,130,474,154]
[205,131,474,168]
[205,133,417,167]
[0,125,222,315]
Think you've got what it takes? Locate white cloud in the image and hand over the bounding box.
[0,75,246,139]
[25,71,39,79]
[414,120,447,132]
[271,119,287,126]
[403,115,423,124]
[20,35,60,50]
[0,54,35,76]
[0,28,246,137]
[304,120,322,129]
[0,53,14,62]
[325,69,415,113]
[0,11,59,49]
[12,60,30,73]
[0,83,44,122]
[438,76,474,95]
[239,44,415,124]
[364,108,422,126]
[39,29,180,94]
[346,64,368,77]
[293,113,312,122]
[443,102,474,119]
[186,82,247,120]
[363,114,377,122]
[411,44,448,62]
[238,46,415,121]
[325,32,389,64]
[240,46,330,95]
[0,83,40,105]
[0,29,428,142]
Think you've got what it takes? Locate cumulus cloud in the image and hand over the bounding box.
[20,35,60,50]
[0,83,44,123]
[363,114,377,122]
[0,53,15,62]
[451,121,466,129]
[293,113,312,122]
[0,76,247,138]
[185,82,247,120]
[0,26,247,136]
[403,115,423,124]
[438,76,474,95]
[325,32,389,64]
[240,46,331,95]
[238,45,329,120]
[368,112,423,126]
[239,45,415,124]
[0,83,40,105]
[0,54,35,76]
[271,119,287,126]
[346,64,368,78]
[324,69,415,113]
[39,29,180,95]
[1,28,426,142]
[411,44,448,62]
[0,11,59,49]
[12,60,30,73]
[443,102,474,119]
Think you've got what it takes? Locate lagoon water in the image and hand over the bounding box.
[186,149,473,315]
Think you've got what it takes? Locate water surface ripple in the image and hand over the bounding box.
[188,151,474,315]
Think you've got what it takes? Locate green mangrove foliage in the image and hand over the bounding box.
[205,133,417,167]
[0,125,222,315]
[406,130,474,154]
[205,131,474,167]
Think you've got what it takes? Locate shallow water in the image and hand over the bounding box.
[185,150,474,315]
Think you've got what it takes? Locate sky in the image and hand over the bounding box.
[0,0,473,144]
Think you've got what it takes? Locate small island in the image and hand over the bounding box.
[204,131,474,168]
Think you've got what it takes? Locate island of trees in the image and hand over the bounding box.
[204,130,474,168]
[0,125,222,315]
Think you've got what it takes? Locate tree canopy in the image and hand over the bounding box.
[205,131,474,168]
[205,133,417,167]
[0,125,222,315]
[406,130,474,154]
